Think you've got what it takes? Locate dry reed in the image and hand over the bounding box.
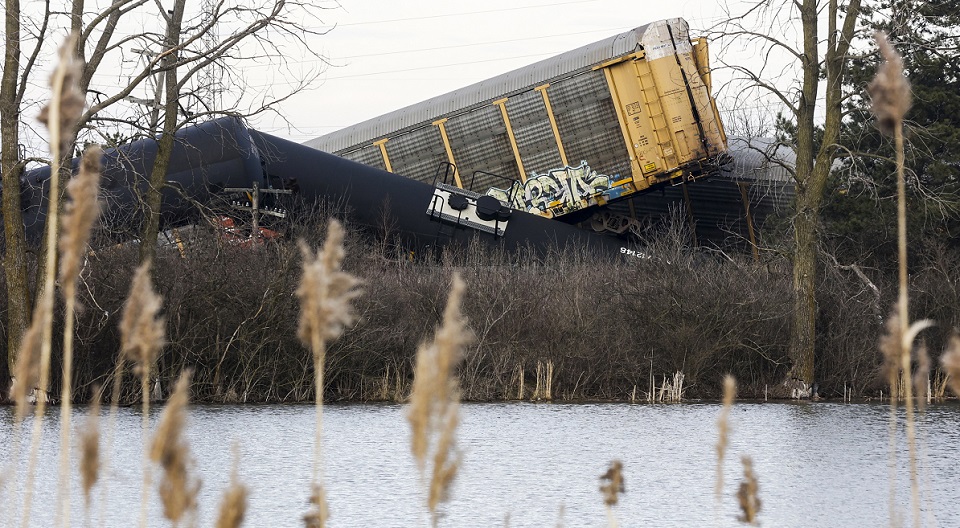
[303,484,330,528]
[18,33,86,528]
[407,273,471,523]
[80,388,102,510]
[119,260,166,528]
[942,336,960,397]
[870,32,921,528]
[11,316,43,422]
[215,448,249,528]
[868,32,912,137]
[913,342,930,412]
[296,218,362,503]
[715,375,736,500]
[599,460,624,528]
[150,370,200,526]
[736,456,761,525]
[56,144,102,528]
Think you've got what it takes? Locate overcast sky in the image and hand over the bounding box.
[244,0,739,144]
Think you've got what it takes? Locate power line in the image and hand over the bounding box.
[331,0,600,27]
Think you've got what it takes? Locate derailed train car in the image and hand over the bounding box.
[8,117,643,259]
[305,18,729,224]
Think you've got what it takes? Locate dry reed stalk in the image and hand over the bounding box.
[942,336,960,397]
[19,34,86,528]
[296,219,361,491]
[119,260,166,528]
[303,484,330,528]
[80,387,102,514]
[150,370,200,526]
[215,448,248,528]
[870,33,922,528]
[599,460,624,528]
[736,456,761,525]
[715,375,736,500]
[913,342,930,412]
[11,315,43,422]
[56,144,102,528]
[407,273,471,523]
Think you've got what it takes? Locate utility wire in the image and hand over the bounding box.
[331,0,600,27]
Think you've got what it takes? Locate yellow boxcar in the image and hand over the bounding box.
[306,18,728,222]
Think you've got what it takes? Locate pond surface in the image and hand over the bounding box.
[2,401,959,527]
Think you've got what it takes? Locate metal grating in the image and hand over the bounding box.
[549,70,632,179]
[445,105,520,193]
[341,144,386,172]
[506,90,563,176]
[382,126,447,184]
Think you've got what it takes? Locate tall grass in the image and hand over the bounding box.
[408,273,470,525]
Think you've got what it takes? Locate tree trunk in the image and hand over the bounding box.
[139,0,186,265]
[1,0,31,394]
[786,0,861,394]
[786,0,821,390]
[790,187,820,387]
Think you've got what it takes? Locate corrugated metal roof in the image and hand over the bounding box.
[305,18,692,154]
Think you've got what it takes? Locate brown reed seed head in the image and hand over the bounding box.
[303,484,330,528]
[913,341,930,410]
[736,456,761,524]
[59,146,102,294]
[942,336,960,398]
[12,315,44,421]
[428,402,462,512]
[119,261,165,377]
[150,371,199,523]
[296,220,362,351]
[408,274,470,471]
[716,375,736,498]
[80,389,102,504]
[868,32,912,136]
[216,445,248,528]
[215,479,248,528]
[37,34,86,153]
[599,460,625,506]
[879,308,902,390]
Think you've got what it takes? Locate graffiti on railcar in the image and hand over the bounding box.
[487,162,614,215]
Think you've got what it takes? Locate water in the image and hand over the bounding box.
[2,401,959,527]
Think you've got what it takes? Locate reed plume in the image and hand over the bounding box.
[942,336,960,397]
[736,456,761,525]
[870,32,924,528]
[407,273,471,523]
[11,315,43,422]
[913,342,930,412]
[296,218,361,495]
[715,375,736,500]
[37,35,85,155]
[868,32,912,137]
[599,460,625,528]
[80,388,102,509]
[58,145,102,297]
[215,448,248,528]
[150,370,200,526]
[56,144,102,528]
[303,484,330,528]
[19,34,86,528]
[119,260,166,528]
[120,260,166,382]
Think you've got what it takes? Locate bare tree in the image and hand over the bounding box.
[708,0,862,394]
[1,0,51,393]
[1,0,331,393]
